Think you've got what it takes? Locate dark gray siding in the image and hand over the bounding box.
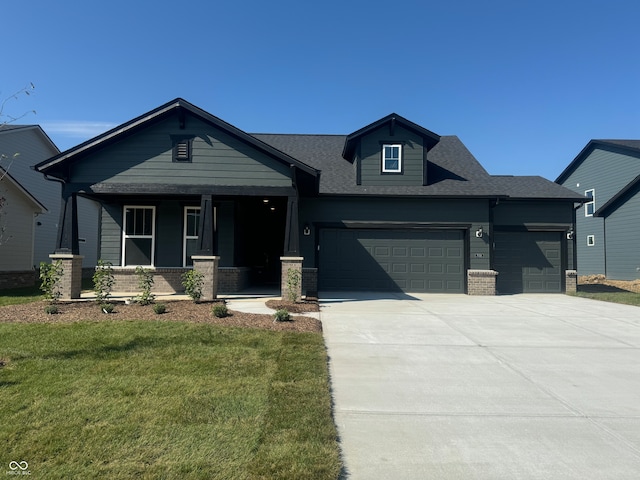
[604,191,640,280]
[100,204,122,265]
[299,197,490,270]
[217,201,235,268]
[359,125,424,186]
[70,114,292,187]
[155,202,183,267]
[559,146,640,275]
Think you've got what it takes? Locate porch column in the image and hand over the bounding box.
[56,192,80,254]
[192,255,220,301]
[196,194,216,255]
[193,195,219,300]
[51,192,83,299]
[49,253,84,300]
[281,194,302,301]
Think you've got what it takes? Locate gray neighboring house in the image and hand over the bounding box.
[0,125,99,286]
[35,99,584,298]
[556,140,640,280]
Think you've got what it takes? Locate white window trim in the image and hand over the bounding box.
[122,205,156,267]
[587,234,595,246]
[382,144,402,173]
[183,206,201,267]
[585,189,595,217]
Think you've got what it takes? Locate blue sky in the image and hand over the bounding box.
[3,0,639,180]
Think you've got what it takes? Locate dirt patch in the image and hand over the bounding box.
[0,300,322,333]
[578,276,640,294]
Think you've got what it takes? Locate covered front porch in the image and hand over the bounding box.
[52,189,315,300]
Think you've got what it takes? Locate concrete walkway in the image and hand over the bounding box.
[320,293,640,479]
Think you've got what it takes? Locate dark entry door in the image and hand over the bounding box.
[494,231,563,293]
[319,229,465,293]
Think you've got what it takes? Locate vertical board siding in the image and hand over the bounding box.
[359,125,424,186]
[70,115,292,187]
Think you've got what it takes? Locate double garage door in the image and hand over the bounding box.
[319,229,465,293]
[493,231,563,293]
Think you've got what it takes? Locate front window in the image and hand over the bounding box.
[122,206,155,266]
[585,189,595,217]
[587,235,595,246]
[382,144,402,173]
[183,207,200,267]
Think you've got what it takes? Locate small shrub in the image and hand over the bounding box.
[39,260,64,303]
[93,260,115,304]
[181,269,204,303]
[100,303,115,314]
[44,304,59,315]
[273,309,291,322]
[135,266,155,306]
[212,304,228,318]
[153,303,166,315]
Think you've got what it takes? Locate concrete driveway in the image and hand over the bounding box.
[320,293,640,479]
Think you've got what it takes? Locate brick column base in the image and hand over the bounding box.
[467,269,498,295]
[192,256,220,301]
[565,270,577,294]
[49,254,84,300]
[281,257,303,302]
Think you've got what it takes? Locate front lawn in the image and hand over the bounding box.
[0,321,341,479]
[573,283,640,307]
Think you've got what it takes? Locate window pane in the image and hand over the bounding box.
[186,209,200,237]
[125,238,152,265]
[385,159,399,170]
[585,190,594,200]
[185,238,198,266]
[586,203,595,215]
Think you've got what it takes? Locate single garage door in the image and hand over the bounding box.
[319,229,465,293]
[494,231,563,293]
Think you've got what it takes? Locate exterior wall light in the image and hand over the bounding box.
[475,227,483,238]
[567,229,574,240]
[303,224,311,236]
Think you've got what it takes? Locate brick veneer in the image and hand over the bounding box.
[565,270,577,294]
[467,269,498,295]
[0,270,37,289]
[302,268,318,297]
[280,257,303,302]
[50,254,83,299]
[109,266,250,295]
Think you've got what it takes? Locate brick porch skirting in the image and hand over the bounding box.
[0,270,37,289]
[110,267,251,294]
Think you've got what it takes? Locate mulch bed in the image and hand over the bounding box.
[0,300,322,333]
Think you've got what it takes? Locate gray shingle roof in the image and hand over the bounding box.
[253,133,584,201]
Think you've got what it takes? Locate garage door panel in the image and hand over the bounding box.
[495,232,562,294]
[319,229,465,293]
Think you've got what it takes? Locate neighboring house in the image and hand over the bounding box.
[35,99,584,298]
[0,125,100,274]
[556,140,640,280]
[0,167,46,285]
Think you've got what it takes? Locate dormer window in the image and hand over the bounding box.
[382,144,402,173]
[172,136,193,162]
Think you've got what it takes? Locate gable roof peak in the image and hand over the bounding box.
[342,112,441,161]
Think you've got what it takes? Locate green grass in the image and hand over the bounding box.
[0,284,43,306]
[572,290,640,307]
[0,321,341,479]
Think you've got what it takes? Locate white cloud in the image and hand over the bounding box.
[42,121,117,138]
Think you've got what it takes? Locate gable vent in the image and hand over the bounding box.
[172,137,193,162]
